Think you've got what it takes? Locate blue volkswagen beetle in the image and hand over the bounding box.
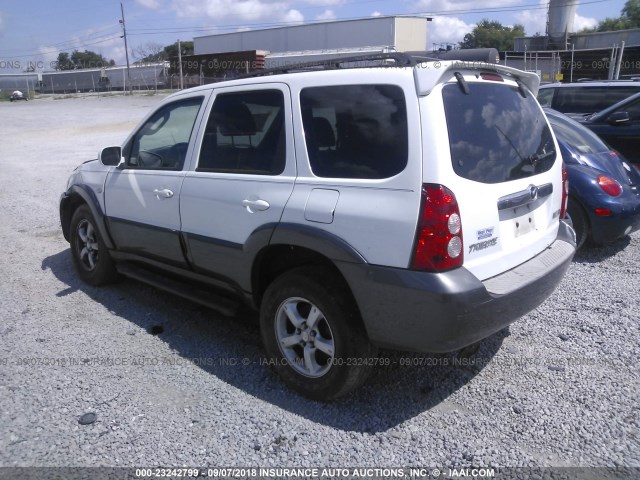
[545,108,640,249]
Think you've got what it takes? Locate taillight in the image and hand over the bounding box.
[411,184,463,272]
[597,175,622,196]
[560,164,569,219]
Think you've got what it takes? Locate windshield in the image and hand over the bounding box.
[443,82,555,184]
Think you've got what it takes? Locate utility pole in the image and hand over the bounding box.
[120,2,132,94]
[177,39,184,90]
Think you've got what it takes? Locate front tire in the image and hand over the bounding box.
[70,205,118,286]
[260,266,375,401]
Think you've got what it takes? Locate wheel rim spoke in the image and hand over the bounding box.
[274,297,335,379]
[306,306,322,330]
[303,345,319,376]
[280,333,302,348]
[88,251,96,269]
[76,219,98,271]
[314,336,334,356]
[78,226,88,243]
[283,302,305,328]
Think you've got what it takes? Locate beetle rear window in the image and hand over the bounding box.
[443,82,555,184]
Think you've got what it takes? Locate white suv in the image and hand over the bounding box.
[60,51,576,400]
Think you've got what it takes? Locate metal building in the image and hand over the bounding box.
[38,63,167,93]
[0,73,37,94]
[194,16,430,57]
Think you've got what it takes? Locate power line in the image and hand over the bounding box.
[1,32,122,59]
[124,0,612,36]
[0,0,616,60]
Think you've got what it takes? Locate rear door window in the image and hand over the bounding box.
[606,86,640,106]
[443,82,555,184]
[300,85,408,179]
[197,90,286,175]
[553,87,609,113]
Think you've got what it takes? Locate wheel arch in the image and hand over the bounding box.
[60,185,114,249]
[250,224,366,309]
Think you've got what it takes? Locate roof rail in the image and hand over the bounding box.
[406,48,500,64]
[239,52,417,78]
[238,48,499,79]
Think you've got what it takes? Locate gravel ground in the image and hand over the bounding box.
[0,94,638,472]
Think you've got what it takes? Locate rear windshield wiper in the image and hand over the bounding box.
[526,150,555,167]
[496,125,555,167]
[454,72,470,95]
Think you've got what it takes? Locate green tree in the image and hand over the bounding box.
[460,19,525,51]
[55,52,72,70]
[597,17,632,31]
[69,50,114,69]
[582,0,640,32]
[163,41,194,59]
[56,50,114,70]
[621,0,640,26]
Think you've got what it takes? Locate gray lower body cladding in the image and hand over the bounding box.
[338,221,576,353]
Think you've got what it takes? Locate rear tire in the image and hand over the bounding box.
[260,266,375,401]
[70,205,118,286]
[566,198,588,250]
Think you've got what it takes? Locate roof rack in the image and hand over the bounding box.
[238,48,499,79]
[238,52,416,78]
[406,48,499,64]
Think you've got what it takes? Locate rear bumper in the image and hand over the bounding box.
[338,221,576,353]
[587,195,640,244]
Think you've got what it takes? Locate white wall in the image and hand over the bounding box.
[195,17,428,55]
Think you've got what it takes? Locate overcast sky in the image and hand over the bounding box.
[0,0,626,72]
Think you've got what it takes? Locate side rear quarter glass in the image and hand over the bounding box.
[300,84,408,179]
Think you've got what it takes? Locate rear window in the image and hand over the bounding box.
[300,85,408,179]
[547,112,609,155]
[443,83,555,184]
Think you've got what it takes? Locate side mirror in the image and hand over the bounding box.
[99,146,123,166]
[607,111,630,126]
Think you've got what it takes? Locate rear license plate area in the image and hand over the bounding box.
[512,208,536,237]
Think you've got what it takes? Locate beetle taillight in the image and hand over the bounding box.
[597,175,622,196]
[411,184,463,272]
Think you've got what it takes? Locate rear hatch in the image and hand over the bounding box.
[421,69,563,281]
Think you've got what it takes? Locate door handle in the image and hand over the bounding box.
[153,188,174,199]
[242,198,270,213]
